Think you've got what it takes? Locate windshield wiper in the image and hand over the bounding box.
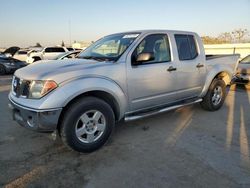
[80,56,108,62]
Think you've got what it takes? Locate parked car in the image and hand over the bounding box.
[3,46,20,57]
[0,56,27,75]
[9,30,239,152]
[32,51,81,63]
[26,47,68,63]
[53,50,81,60]
[13,49,31,62]
[234,54,250,83]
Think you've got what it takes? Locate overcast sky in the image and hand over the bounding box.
[0,0,249,47]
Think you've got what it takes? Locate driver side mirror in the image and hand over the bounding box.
[132,52,155,66]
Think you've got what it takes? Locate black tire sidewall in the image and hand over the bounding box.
[205,79,226,110]
[61,97,115,152]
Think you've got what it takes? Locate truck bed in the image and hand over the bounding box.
[205,54,240,84]
[206,54,240,60]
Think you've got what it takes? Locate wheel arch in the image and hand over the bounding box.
[214,71,231,85]
[59,90,120,123]
[200,69,232,97]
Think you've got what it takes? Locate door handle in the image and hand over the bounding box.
[167,66,177,72]
[196,63,204,68]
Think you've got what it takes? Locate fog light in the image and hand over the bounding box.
[27,116,35,127]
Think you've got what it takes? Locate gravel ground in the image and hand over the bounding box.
[0,75,250,188]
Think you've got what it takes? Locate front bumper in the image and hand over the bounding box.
[9,97,62,132]
[233,74,250,84]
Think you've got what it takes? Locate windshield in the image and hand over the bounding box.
[78,33,140,61]
[240,55,250,64]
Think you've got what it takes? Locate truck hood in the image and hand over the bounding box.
[15,58,113,83]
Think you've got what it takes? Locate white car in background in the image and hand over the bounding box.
[26,47,68,64]
[33,50,81,63]
[13,49,31,61]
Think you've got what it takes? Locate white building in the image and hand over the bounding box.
[204,43,250,59]
[72,42,92,50]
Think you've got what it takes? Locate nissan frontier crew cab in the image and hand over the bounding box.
[9,30,239,152]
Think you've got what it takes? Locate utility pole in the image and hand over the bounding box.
[69,19,72,46]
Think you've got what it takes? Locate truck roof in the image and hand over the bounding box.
[109,29,198,36]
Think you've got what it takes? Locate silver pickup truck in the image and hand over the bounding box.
[9,30,239,152]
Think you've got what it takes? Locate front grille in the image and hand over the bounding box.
[12,76,30,98]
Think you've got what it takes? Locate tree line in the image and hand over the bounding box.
[202,28,249,44]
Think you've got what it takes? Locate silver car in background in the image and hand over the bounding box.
[235,55,250,83]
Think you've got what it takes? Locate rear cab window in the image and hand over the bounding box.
[175,34,198,61]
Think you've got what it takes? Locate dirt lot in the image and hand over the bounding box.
[0,75,250,188]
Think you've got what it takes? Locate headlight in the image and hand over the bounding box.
[29,80,58,99]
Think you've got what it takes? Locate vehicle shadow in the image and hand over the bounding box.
[225,83,250,166]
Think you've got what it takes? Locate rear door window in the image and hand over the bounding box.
[175,34,198,60]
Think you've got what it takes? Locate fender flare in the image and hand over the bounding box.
[200,65,233,97]
[40,77,128,120]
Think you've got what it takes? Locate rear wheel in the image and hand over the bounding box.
[200,79,226,111]
[0,65,6,75]
[60,97,115,152]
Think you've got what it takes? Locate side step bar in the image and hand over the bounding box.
[124,98,202,122]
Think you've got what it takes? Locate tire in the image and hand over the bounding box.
[60,97,115,152]
[33,57,41,62]
[200,79,226,111]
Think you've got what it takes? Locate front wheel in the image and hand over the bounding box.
[60,97,115,152]
[200,79,226,111]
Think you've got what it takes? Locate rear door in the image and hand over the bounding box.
[127,33,178,111]
[174,34,206,99]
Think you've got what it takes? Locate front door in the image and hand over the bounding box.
[126,34,178,111]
